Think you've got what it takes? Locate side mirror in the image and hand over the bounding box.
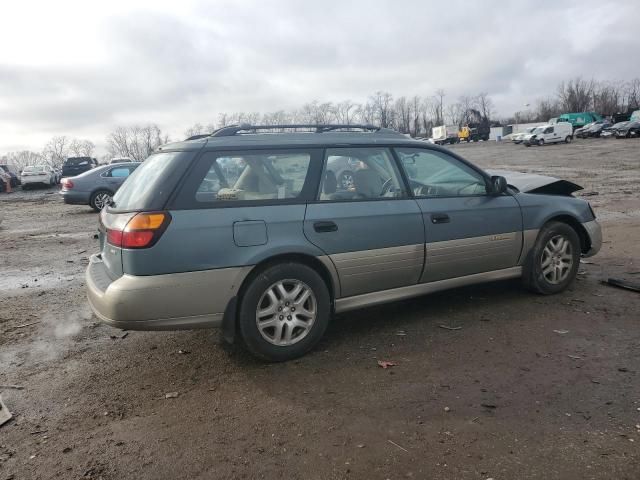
[491,175,508,195]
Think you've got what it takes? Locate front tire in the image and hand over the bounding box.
[238,262,331,361]
[90,190,112,211]
[565,136,572,143]
[523,221,580,295]
[537,139,545,146]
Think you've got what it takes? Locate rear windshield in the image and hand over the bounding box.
[65,157,91,166]
[23,166,45,172]
[110,151,192,211]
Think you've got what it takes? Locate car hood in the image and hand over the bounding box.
[486,169,583,195]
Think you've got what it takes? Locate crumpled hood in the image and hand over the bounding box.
[486,169,583,195]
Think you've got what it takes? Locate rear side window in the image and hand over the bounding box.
[108,167,131,178]
[111,152,193,211]
[172,149,322,208]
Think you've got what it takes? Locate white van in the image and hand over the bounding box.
[523,122,573,146]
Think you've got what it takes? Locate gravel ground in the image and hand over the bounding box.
[1,138,639,480]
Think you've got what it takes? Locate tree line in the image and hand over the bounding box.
[2,77,639,169]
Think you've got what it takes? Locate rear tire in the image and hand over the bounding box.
[238,262,331,361]
[523,221,581,295]
[90,190,112,211]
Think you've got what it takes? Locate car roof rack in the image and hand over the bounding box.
[209,124,399,137]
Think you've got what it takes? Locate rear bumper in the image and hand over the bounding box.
[21,177,50,185]
[582,220,602,257]
[60,190,90,205]
[85,254,251,330]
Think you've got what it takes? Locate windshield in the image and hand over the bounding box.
[532,127,546,134]
[111,151,190,211]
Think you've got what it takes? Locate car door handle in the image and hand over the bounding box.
[314,221,338,233]
[431,214,450,224]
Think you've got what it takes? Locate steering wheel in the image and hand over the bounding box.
[381,177,395,196]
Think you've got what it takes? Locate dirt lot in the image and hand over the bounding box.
[1,138,639,480]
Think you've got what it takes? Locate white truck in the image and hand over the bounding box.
[431,125,459,145]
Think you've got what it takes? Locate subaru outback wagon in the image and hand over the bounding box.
[86,124,601,361]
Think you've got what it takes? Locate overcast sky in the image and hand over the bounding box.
[1,0,638,155]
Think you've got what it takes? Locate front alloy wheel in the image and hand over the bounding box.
[523,221,580,294]
[540,235,574,284]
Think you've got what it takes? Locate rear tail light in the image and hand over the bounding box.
[105,212,171,249]
[62,179,74,189]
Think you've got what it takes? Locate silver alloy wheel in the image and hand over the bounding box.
[255,279,317,346]
[541,234,573,284]
[94,192,112,210]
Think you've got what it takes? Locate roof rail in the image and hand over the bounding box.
[210,124,399,137]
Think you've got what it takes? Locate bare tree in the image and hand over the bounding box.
[69,139,95,157]
[625,78,640,110]
[394,96,411,133]
[476,92,494,122]
[106,124,166,162]
[445,103,464,126]
[334,100,357,125]
[557,77,595,112]
[369,91,394,128]
[1,151,44,171]
[42,136,70,168]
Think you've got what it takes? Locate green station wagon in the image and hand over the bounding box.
[86,125,601,361]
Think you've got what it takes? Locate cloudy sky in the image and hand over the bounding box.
[1,0,638,154]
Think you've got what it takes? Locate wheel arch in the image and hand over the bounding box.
[542,214,591,254]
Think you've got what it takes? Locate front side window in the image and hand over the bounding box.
[395,148,488,197]
[319,148,405,201]
[194,151,312,203]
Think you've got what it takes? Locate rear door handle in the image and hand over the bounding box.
[314,221,338,233]
[431,213,450,224]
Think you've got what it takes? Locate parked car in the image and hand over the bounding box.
[61,157,98,178]
[511,127,536,144]
[21,165,57,188]
[582,120,610,138]
[0,164,21,187]
[601,121,628,138]
[523,122,573,146]
[60,163,141,211]
[85,124,601,361]
[109,157,133,164]
[615,121,640,138]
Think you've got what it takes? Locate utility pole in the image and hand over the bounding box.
[435,89,445,125]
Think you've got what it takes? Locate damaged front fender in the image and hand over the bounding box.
[486,169,583,196]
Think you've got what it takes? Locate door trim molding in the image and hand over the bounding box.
[334,266,522,313]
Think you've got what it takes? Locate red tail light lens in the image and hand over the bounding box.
[105,212,170,249]
[62,179,74,189]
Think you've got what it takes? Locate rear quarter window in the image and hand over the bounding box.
[171,149,323,209]
[110,151,194,212]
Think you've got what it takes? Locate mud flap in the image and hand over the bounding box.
[222,296,238,344]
